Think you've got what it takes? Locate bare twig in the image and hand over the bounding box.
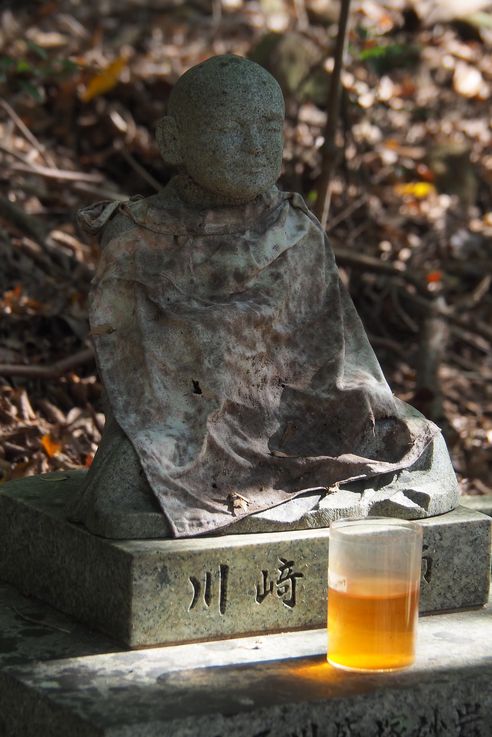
[405,291,492,344]
[293,0,309,30]
[325,194,367,233]
[0,98,56,167]
[73,181,127,201]
[314,0,352,227]
[449,325,489,354]
[0,142,43,169]
[390,284,419,333]
[333,245,427,294]
[414,297,449,422]
[118,147,162,192]
[0,143,104,183]
[14,237,65,278]
[368,334,410,362]
[0,348,94,379]
[450,352,492,378]
[8,162,105,183]
[454,274,491,310]
[335,246,492,345]
[445,260,492,279]
[212,0,222,30]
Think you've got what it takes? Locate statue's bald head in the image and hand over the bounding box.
[157,55,285,203]
[168,54,284,128]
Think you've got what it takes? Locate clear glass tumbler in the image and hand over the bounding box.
[327,517,423,672]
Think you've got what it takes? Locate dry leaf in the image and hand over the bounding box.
[395,182,436,199]
[227,491,250,516]
[453,62,488,99]
[82,57,127,103]
[426,271,443,284]
[40,434,62,457]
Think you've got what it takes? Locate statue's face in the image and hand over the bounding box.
[177,84,284,202]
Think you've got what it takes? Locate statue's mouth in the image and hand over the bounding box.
[248,163,268,173]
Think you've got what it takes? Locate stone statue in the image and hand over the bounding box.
[69,55,459,539]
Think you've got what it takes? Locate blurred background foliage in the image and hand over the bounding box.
[0,0,491,495]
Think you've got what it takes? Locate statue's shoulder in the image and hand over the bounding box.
[77,196,138,247]
[77,193,173,249]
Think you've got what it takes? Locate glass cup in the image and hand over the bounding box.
[327,517,423,672]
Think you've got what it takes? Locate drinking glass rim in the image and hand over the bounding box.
[331,516,420,528]
[330,516,422,537]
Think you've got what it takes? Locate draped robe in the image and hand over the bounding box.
[81,183,439,537]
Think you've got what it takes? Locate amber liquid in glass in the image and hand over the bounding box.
[327,577,419,671]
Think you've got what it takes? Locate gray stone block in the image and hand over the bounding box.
[0,581,491,737]
[460,493,492,518]
[0,474,490,647]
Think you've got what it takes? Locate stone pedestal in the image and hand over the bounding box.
[461,493,492,518]
[0,474,490,648]
[0,580,491,737]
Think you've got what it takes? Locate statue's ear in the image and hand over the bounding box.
[156,116,183,167]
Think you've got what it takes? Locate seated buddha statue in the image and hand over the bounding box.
[69,54,459,539]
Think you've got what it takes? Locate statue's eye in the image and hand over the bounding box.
[217,121,240,134]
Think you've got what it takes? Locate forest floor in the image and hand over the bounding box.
[0,0,491,495]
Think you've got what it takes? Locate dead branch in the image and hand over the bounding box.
[0,98,56,167]
[390,284,419,333]
[453,274,491,310]
[73,181,127,201]
[324,194,367,233]
[118,147,162,192]
[314,0,352,228]
[0,348,94,379]
[293,0,309,30]
[449,324,489,354]
[414,297,449,422]
[405,290,492,344]
[450,352,492,379]
[0,143,104,183]
[368,334,410,362]
[8,162,105,183]
[334,246,492,344]
[333,245,427,294]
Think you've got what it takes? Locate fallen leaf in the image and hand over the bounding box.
[426,271,443,284]
[2,284,22,309]
[227,491,250,516]
[40,434,62,457]
[82,57,127,103]
[453,62,488,99]
[395,182,436,199]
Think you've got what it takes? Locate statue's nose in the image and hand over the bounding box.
[243,126,263,155]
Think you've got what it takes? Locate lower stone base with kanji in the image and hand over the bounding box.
[0,473,490,648]
[0,579,491,737]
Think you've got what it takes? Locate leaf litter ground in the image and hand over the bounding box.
[0,0,491,496]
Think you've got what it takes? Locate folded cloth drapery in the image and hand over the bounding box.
[81,181,438,537]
